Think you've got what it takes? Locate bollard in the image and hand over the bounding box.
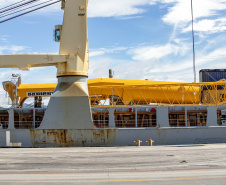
[134,140,142,146]
[146,139,154,146]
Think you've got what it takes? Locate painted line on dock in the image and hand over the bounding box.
[0,176,226,183]
[2,168,226,176]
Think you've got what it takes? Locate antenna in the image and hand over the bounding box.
[191,0,196,82]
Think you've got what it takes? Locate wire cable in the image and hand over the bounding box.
[0,0,27,11]
[0,0,41,18]
[0,0,38,14]
[0,0,61,24]
[0,0,55,19]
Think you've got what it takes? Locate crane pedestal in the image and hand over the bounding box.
[39,76,94,129]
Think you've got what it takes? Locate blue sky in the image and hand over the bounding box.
[1,0,226,106]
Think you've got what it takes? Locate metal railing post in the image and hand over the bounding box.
[185,107,188,127]
[135,108,138,127]
[33,108,35,129]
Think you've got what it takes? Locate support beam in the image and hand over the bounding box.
[7,108,15,129]
[0,54,68,69]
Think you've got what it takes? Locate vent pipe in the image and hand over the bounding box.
[109,69,113,78]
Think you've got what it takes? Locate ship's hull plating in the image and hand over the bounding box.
[1,127,226,147]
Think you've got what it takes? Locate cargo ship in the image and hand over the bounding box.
[0,0,226,147]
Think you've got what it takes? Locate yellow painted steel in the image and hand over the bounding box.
[57,0,89,77]
[88,78,200,105]
[4,78,226,106]
[17,84,56,105]
[2,81,17,104]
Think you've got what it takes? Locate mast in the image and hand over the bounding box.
[191,0,196,82]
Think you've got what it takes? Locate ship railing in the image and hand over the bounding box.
[115,120,136,128]
[217,118,226,126]
[187,117,207,127]
[0,121,9,129]
[93,120,109,128]
[169,118,207,127]
[137,119,157,127]
[115,119,157,128]
[14,121,42,129]
[169,119,186,127]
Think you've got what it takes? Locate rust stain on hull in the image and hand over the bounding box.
[30,129,117,147]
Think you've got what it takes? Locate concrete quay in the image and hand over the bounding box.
[0,144,226,184]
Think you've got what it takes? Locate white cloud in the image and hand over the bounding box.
[88,33,226,83]
[160,0,226,56]
[183,18,226,33]
[163,0,226,25]
[128,43,186,61]
[111,47,226,82]
[0,0,157,18]
[0,36,8,43]
[161,0,177,3]
[89,50,105,57]
[0,45,27,54]
[89,57,111,79]
[89,47,127,57]
[88,0,151,17]
[2,0,226,21]
[197,47,226,65]
[116,16,143,20]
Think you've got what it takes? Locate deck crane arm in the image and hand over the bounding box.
[0,54,67,70]
[0,0,89,76]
